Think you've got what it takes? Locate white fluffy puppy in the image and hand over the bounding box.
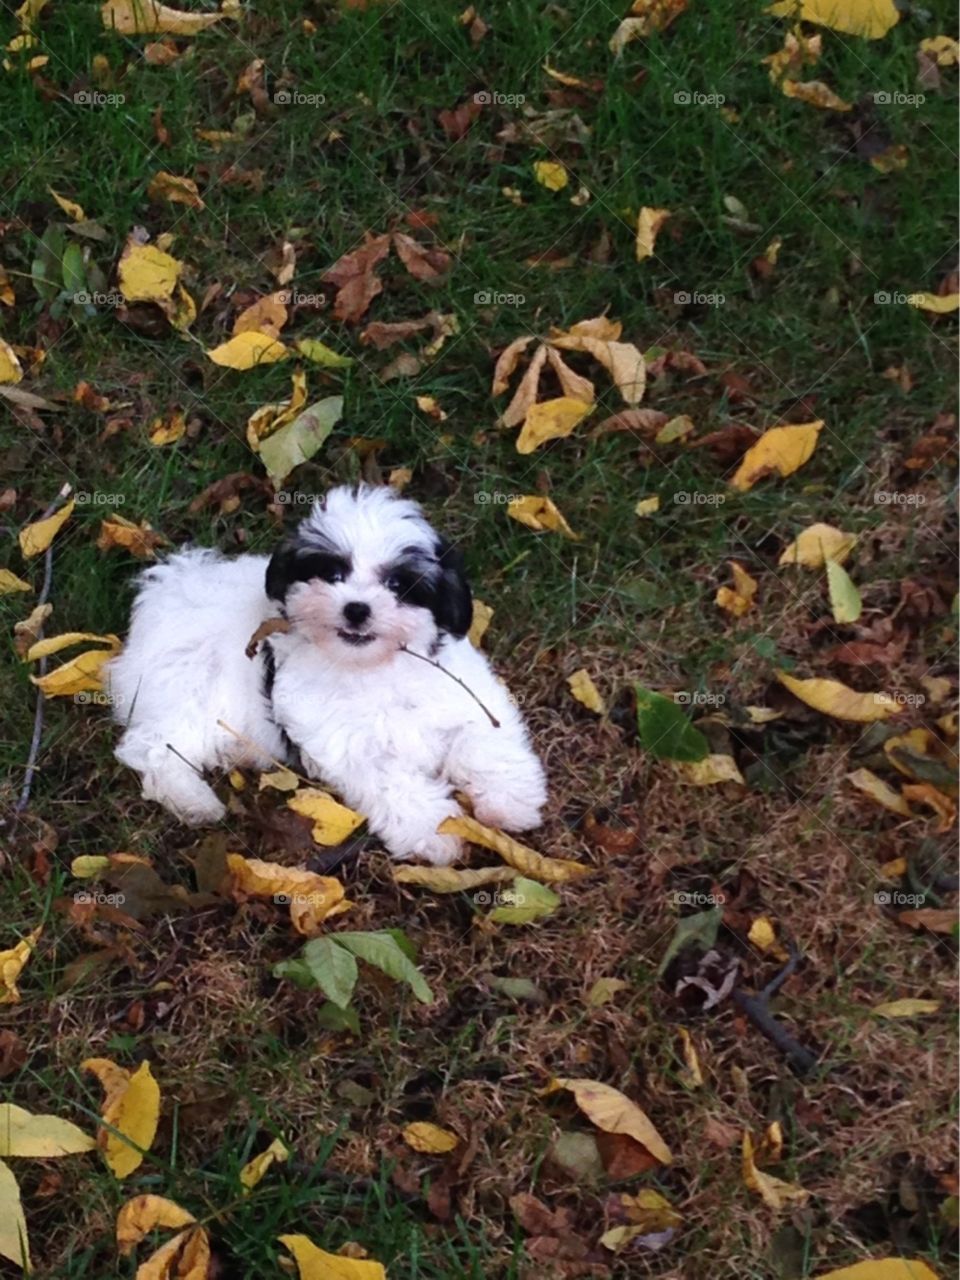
[108,485,547,864]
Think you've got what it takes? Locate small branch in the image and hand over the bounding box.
[731,947,821,1078]
[14,483,73,818]
[399,646,500,728]
[215,718,312,785]
[245,617,290,659]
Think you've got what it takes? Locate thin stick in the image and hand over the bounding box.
[731,947,820,1077]
[215,718,313,785]
[14,483,73,817]
[399,646,500,728]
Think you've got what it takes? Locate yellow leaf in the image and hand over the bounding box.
[101,0,226,35]
[762,30,822,81]
[655,413,695,443]
[468,599,493,648]
[0,569,31,594]
[870,144,909,173]
[872,998,940,1019]
[715,560,757,617]
[147,409,186,446]
[146,170,204,210]
[748,916,777,951]
[826,558,862,624]
[813,1261,940,1280]
[279,1234,387,1280]
[206,331,290,370]
[567,669,605,714]
[415,394,447,421]
[776,670,900,722]
[117,239,182,304]
[296,337,353,368]
[781,78,852,110]
[402,1122,459,1154]
[551,1077,672,1165]
[71,855,113,878]
[393,864,517,892]
[438,815,592,884]
[586,977,630,1007]
[846,769,911,816]
[0,339,23,385]
[25,631,120,662]
[554,315,623,342]
[919,35,959,65]
[636,206,671,261]
[96,516,167,560]
[548,333,646,404]
[0,1158,28,1272]
[742,1130,809,1209]
[901,783,956,832]
[15,0,49,30]
[766,0,898,38]
[507,495,579,539]
[48,186,85,220]
[247,368,308,449]
[30,648,116,697]
[544,348,596,402]
[499,343,548,428]
[516,396,593,454]
[226,854,349,935]
[778,522,856,567]
[635,496,660,517]
[677,1027,703,1088]
[0,926,42,1005]
[730,421,824,491]
[286,788,364,846]
[610,0,687,53]
[82,1059,160,1178]
[116,1195,196,1253]
[233,293,288,340]
[879,857,907,879]
[0,1104,94,1157]
[491,334,536,396]
[907,292,960,314]
[132,1225,210,1280]
[533,160,569,191]
[239,1138,289,1191]
[675,754,745,786]
[258,767,300,792]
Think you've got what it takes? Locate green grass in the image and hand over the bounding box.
[0,0,957,1276]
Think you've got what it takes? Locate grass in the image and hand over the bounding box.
[0,0,957,1276]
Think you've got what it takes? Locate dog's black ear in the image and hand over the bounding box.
[434,538,472,637]
[265,543,297,602]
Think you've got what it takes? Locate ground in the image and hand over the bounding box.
[0,1,957,1277]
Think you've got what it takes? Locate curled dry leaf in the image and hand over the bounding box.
[550,332,646,405]
[901,783,956,831]
[872,999,940,1019]
[846,769,911,817]
[468,599,493,647]
[715,560,757,617]
[766,0,899,40]
[492,335,536,395]
[0,569,32,594]
[97,516,168,560]
[392,232,451,281]
[776,671,901,722]
[549,1077,672,1165]
[507,495,579,538]
[101,0,227,34]
[567,669,605,714]
[544,347,595,401]
[393,864,517,893]
[322,233,392,325]
[239,1138,290,1191]
[116,1195,195,1253]
[500,343,549,428]
[781,79,852,111]
[635,206,672,261]
[0,340,23,385]
[82,1058,160,1179]
[146,171,204,210]
[227,854,349,934]
[742,1129,809,1209]
[533,160,569,191]
[233,292,288,340]
[437,815,592,883]
[674,754,745,786]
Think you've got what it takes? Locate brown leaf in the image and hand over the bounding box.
[592,408,668,437]
[393,232,451,281]
[187,472,269,515]
[0,1030,26,1079]
[545,348,595,402]
[360,317,433,350]
[322,233,391,324]
[380,352,422,381]
[896,908,957,935]
[688,422,759,464]
[595,1131,660,1178]
[492,335,536,395]
[438,98,483,140]
[501,344,548,428]
[510,1193,575,1236]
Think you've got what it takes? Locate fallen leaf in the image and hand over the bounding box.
[901,783,956,831]
[19,498,74,558]
[402,1122,458,1154]
[907,292,959,315]
[233,293,288,340]
[742,1129,809,1209]
[919,36,959,66]
[492,335,536,395]
[765,0,899,39]
[13,604,52,658]
[568,669,605,714]
[550,1078,672,1165]
[246,368,309,449]
[438,815,591,883]
[0,1158,29,1271]
[0,340,22,385]
[117,238,181,305]
[549,332,646,404]
[778,522,856,567]
[0,1102,94,1157]
[227,854,349,934]
[586,978,629,1007]
[715,560,757,617]
[677,1027,704,1088]
[516,396,593,453]
[392,232,450,281]
[206,331,290,370]
[96,516,168,560]
[748,916,777,951]
[781,79,852,110]
[48,186,85,220]
[258,767,300,792]
[655,414,695,443]
[393,864,517,892]
[813,1262,940,1280]
[827,558,862,623]
[489,876,561,924]
[296,337,353,368]
[635,686,709,762]
[148,408,186,446]
[468,599,493,647]
[635,496,660,516]
[0,569,32,593]
[610,0,687,53]
[280,1234,387,1280]
[636,206,672,261]
[675,754,745,785]
[101,0,227,34]
[239,1138,289,1191]
[897,909,957,935]
[730,421,824,490]
[776,671,900,722]
[763,30,822,81]
[322,233,392,325]
[846,769,911,816]
[146,170,204,210]
[596,408,669,437]
[82,1059,160,1178]
[544,347,596,401]
[30,639,121,697]
[258,395,344,485]
[870,144,909,173]
[116,1194,195,1252]
[507,495,578,538]
[500,344,549,428]
[872,999,940,1019]
[286,788,364,846]
[533,160,569,191]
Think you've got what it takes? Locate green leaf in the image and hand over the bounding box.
[272,957,317,991]
[334,930,434,1004]
[61,242,87,298]
[298,937,359,1009]
[826,559,862,623]
[483,975,546,1002]
[383,928,417,962]
[31,224,66,302]
[489,876,560,924]
[258,395,343,485]
[295,338,354,368]
[316,1002,360,1034]
[658,906,722,975]
[634,686,709,762]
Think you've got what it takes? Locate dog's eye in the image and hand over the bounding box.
[384,572,403,593]
[327,568,345,584]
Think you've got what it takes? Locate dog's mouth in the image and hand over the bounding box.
[336,629,376,647]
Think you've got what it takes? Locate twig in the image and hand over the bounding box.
[399,646,500,728]
[731,947,821,1077]
[215,718,312,784]
[14,483,73,818]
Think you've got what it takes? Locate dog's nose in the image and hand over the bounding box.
[342,601,371,627]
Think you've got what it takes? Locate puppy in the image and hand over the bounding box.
[108,485,547,864]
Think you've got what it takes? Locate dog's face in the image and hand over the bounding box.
[266,486,472,667]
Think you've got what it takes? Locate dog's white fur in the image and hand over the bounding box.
[108,485,546,864]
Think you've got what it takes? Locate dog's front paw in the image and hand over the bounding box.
[472,794,543,833]
[405,829,464,866]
